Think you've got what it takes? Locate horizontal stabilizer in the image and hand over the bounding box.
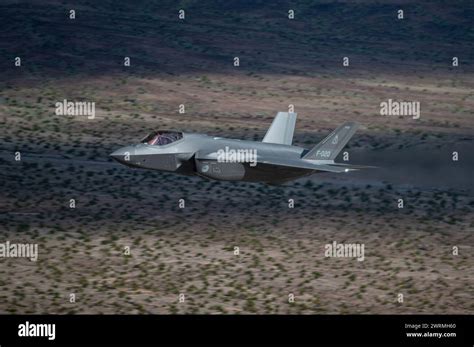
[262,112,297,145]
[327,163,378,170]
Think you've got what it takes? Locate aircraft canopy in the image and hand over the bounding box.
[142,131,183,146]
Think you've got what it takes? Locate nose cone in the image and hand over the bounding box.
[110,146,135,165]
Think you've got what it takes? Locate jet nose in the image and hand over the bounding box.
[110,146,135,165]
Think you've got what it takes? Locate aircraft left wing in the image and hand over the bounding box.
[195,152,371,173]
[258,158,365,173]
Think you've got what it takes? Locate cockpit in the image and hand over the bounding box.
[142,131,183,146]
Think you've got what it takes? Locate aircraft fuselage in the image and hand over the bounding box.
[111,133,312,183]
[110,113,365,184]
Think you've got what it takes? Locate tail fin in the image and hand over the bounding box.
[262,112,297,145]
[303,122,359,160]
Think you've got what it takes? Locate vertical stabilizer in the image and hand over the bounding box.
[303,122,359,160]
[262,112,297,145]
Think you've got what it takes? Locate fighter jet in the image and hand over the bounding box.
[110,112,371,184]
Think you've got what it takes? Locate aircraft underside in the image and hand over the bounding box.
[194,159,314,183]
[132,153,315,183]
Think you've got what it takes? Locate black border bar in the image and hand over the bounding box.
[0,315,473,345]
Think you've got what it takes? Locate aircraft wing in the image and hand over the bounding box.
[195,152,371,173]
[257,157,372,173]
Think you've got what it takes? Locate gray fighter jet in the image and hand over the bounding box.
[110,112,370,184]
